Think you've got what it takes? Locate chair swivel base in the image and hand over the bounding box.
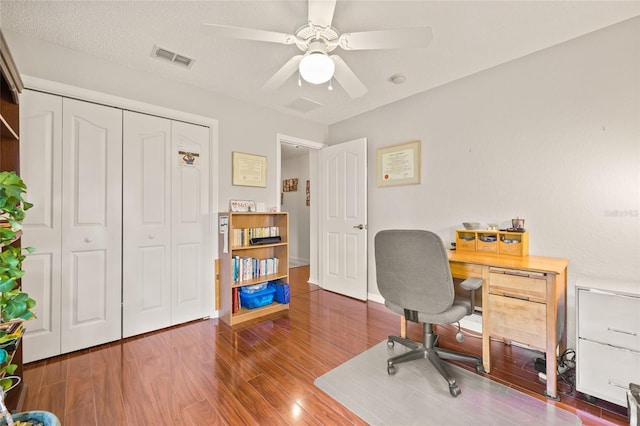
[386,323,484,397]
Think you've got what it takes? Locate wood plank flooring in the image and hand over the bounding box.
[21,265,629,425]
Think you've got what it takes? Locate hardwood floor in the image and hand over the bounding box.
[21,265,628,425]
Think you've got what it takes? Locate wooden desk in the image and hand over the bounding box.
[401,251,568,400]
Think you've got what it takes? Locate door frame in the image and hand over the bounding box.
[276,134,325,285]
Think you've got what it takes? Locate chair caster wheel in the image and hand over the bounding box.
[475,364,486,374]
[387,364,396,375]
[449,385,461,397]
[387,339,394,348]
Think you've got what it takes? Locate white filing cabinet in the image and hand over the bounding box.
[576,276,640,407]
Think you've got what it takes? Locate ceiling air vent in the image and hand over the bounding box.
[151,45,195,68]
[285,97,323,113]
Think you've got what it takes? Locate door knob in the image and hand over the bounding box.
[353,224,365,230]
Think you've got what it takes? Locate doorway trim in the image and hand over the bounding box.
[276,133,325,286]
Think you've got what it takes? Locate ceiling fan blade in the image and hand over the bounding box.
[338,27,433,50]
[261,55,304,92]
[330,56,367,99]
[202,23,297,45]
[308,0,337,27]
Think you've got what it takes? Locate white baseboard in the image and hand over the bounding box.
[368,293,385,304]
[289,257,310,267]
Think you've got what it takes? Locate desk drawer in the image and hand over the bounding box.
[477,241,497,253]
[488,294,546,350]
[578,289,640,351]
[456,240,476,251]
[498,240,524,256]
[489,269,547,304]
[450,262,483,279]
[577,338,640,406]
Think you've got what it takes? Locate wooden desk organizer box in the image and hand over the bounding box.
[456,229,529,256]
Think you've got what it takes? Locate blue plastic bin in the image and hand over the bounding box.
[273,281,290,304]
[240,283,276,309]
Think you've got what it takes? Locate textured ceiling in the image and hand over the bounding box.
[1,1,639,125]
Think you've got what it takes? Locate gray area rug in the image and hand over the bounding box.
[315,341,581,425]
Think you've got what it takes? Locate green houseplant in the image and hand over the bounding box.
[0,171,35,390]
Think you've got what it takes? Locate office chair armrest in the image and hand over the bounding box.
[459,277,483,291]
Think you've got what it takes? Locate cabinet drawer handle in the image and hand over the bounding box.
[503,293,529,301]
[608,380,628,390]
[84,237,92,243]
[607,327,637,336]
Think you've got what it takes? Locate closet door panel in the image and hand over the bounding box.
[171,121,210,324]
[122,111,171,337]
[60,98,122,353]
[20,90,63,362]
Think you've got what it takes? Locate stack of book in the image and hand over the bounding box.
[232,255,279,283]
[232,226,279,247]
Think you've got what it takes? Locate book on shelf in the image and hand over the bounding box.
[232,255,280,283]
[232,226,280,247]
[232,287,238,313]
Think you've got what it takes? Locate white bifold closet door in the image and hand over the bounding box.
[21,91,123,359]
[122,112,210,337]
[122,112,172,337]
[169,120,210,326]
[60,99,123,353]
[21,91,211,361]
[20,90,63,362]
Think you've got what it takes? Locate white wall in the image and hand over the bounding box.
[281,153,311,265]
[329,17,640,347]
[3,31,328,214]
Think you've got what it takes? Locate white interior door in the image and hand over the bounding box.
[60,98,123,353]
[171,121,210,324]
[20,90,63,362]
[321,137,368,300]
[122,111,172,337]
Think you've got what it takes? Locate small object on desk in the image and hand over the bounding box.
[463,222,481,230]
[511,217,525,230]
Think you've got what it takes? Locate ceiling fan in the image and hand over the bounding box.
[202,0,433,98]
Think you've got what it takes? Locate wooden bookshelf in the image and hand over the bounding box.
[218,212,289,326]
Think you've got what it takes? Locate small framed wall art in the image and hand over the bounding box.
[376,140,421,187]
[232,151,267,187]
[283,178,298,192]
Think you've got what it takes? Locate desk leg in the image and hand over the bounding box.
[481,267,491,373]
[544,273,560,401]
[545,346,558,400]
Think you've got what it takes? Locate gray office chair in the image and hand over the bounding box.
[374,229,485,397]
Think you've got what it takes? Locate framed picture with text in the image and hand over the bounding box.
[376,140,421,187]
[232,151,267,187]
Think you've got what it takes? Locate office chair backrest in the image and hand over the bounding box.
[375,230,455,315]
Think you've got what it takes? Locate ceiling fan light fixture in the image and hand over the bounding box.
[299,52,335,84]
